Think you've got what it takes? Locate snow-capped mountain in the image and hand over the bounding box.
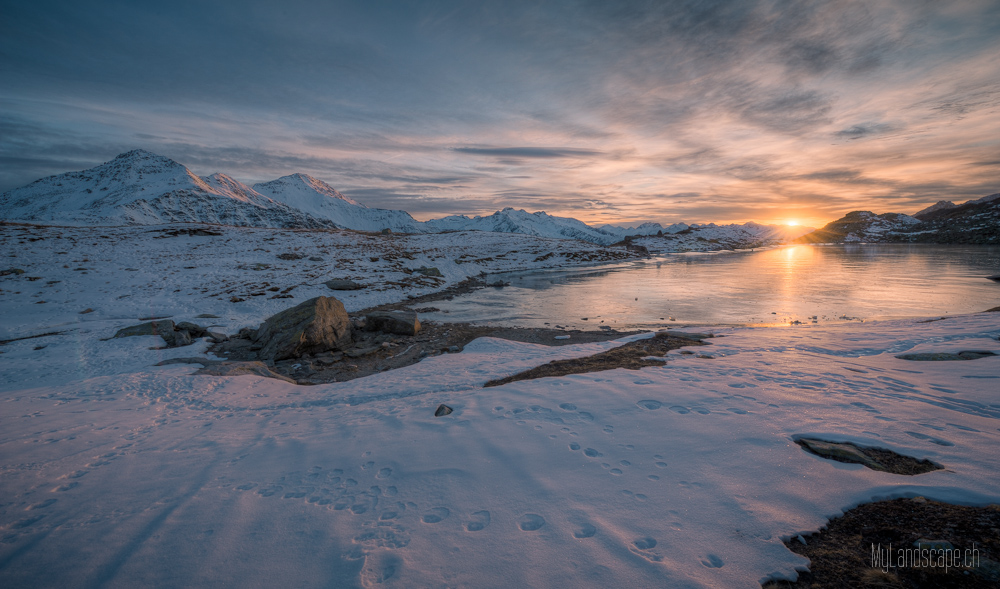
[797,196,1000,244]
[0,149,843,247]
[627,220,815,254]
[424,208,625,244]
[252,174,424,233]
[0,150,333,228]
[597,222,691,239]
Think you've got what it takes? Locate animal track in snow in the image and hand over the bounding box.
[421,507,450,523]
[636,400,662,410]
[519,513,546,531]
[466,510,491,531]
[702,554,725,568]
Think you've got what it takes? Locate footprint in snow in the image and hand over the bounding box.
[573,523,597,538]
[466,510,491,532]
[519,513,546,531]
[421,507,450,523]
[702,554,725,568]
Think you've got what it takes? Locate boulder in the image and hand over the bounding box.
[252,296,353,362]
[434,404,453,417]
[414,266,442,277]
[114,320,176,339]
[167,330,194,347]
[365,310,421,336]
[175,321,207,337]
[325,279,364,291]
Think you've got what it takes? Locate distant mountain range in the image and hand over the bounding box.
[0,149,809,245]
[796,194,1000,244]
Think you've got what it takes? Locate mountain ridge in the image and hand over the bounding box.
[0,150,831,246]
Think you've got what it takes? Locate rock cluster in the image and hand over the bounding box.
[113,319,227,348]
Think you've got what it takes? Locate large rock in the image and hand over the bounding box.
[365,310,421,336]
[252,296,353,362]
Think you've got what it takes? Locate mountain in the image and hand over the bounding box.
[597,222,690,239]
[0,149,848,248]
[424,207,623,244]
[796,195,1000,244]
[628,221,815,254]
[0,150,333,228]
[252,174,424,233]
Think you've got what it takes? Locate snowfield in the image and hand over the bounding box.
[1,223,999,588]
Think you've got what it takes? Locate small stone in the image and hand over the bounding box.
[230,296,245,303]
[79,308,94,314]
[195,314,221,319]
[206,331,229,343]
[277,252,304,260]
[308,256,324,262]
[434,404,453,417]
[0,268,25,276]
[325,279,364,291]
[448,345,460,353]
[413,266,442,277]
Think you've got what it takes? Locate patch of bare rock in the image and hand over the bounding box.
[795,438,942,475]
[196,295,644,384]
[763,498,1000,589]
[483,331,711,387]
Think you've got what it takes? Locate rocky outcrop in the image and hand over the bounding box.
[365,310,421,336]
[114,320,176,339]
[113,319,223,347]
[251,296,353,362]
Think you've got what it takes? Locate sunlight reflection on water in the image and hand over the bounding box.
[422,244,1000,329]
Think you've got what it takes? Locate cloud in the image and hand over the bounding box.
[1,1,998,225]
[452,147,604,158]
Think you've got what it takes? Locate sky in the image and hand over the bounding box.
[1,0,998,227]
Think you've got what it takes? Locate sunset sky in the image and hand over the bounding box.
[2,0,998,227]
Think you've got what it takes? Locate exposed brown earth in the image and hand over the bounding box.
[795,438,943,475]
[483,331,710,387]
[211,319,646,385]
[763,498,1000,589]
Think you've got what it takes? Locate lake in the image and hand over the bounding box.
[421,244,1000,329]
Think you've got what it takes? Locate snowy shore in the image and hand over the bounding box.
[2,224,999,588]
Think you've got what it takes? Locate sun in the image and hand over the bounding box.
[787,220,800,226]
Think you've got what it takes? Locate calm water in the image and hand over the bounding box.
[421,244,1000,329]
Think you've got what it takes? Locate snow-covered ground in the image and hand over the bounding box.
[2,224,999,588]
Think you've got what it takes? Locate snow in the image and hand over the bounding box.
[2,151,810,247]
[2,223,999,587]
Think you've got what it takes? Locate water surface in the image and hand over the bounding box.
[422,244,1000,329]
